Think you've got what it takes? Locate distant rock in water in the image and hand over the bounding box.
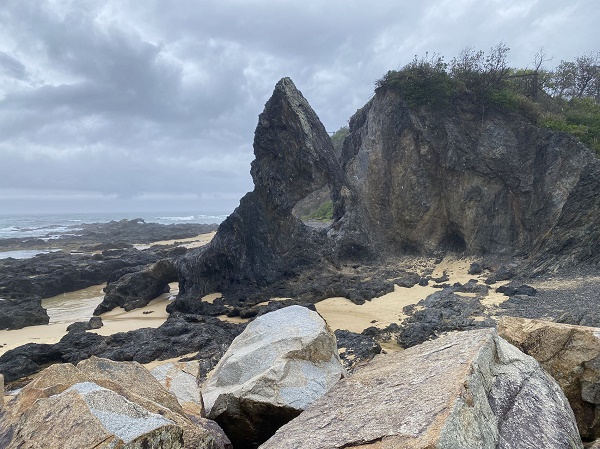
[172,76,600,309]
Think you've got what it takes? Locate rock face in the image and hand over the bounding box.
[202,305,345,448]
[0,357,232,449]
[498,317,600,440]
[94,258,178,314]
[341,88,600,268]
[260,328,582,449]
[152,361,203,418]
[171,77,348,310]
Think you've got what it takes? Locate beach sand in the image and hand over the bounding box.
[315,256,510,334]
[133,232,216,250]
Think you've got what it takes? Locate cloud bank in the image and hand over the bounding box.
[0,0,597,213]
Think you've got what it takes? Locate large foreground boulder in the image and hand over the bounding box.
[499,316,600,440]
[202,305,345,448]
[4,382,183,448]
[0,357,231,449]
[260,328,582,449]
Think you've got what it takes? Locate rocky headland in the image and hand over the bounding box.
[1,77,600,447]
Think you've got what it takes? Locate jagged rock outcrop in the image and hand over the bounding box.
[171,77,348,310]
[202,305,345,449]
[498,317,600,440]
[260,328,583,449]
[94,258,178,314]
[0,249,160,300]
[0,357,232,449]
[397,287,495,348]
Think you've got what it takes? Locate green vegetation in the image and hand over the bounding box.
[330,126,349,156]
[304,199,334,221]
[376,46,600,155]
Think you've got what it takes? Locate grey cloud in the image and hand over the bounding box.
[0,52,28,81]
[0,0,597,214]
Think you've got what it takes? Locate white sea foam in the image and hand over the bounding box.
[155,215,196,221]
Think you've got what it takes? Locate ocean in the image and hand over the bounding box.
[0,211,228,259]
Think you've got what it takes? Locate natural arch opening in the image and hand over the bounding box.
[292,185,333,229]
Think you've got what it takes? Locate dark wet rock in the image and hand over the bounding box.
[239,300,316,320]
[66,322,89,333]
[88,316,103,329]
[431,272,450,283]
[497,283,537,297]
[78,241,134,252]
[397,289,494,348]
[0,314,243,382]
[393,271,421,288]
[66,317,103,333]
[0,249,159,300]
[94,258,178,314]
[468,262,484,275]
[454,279,490,295]
[485,264,518,284]
[334,329,381,372]
[0,343,63,382]
[0,296,48,330]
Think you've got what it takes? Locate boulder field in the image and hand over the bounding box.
[260,326,582,449]
[2,306,595,449]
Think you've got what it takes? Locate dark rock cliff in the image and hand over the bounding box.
[170,78,346,311]
[171,78,600,311]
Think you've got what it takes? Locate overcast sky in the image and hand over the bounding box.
[0,0,597,215]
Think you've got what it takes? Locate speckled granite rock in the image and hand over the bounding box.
[4,382,183,448]
[202,305,345,448]
[1,357,232,449]
[151,361,203,418]
[260,328,582,449]
[499,316,600,440]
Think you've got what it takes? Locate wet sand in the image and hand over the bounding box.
[0,283,177,357]
[316,256,510,334]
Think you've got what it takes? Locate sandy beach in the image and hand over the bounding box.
[133,232,216,250]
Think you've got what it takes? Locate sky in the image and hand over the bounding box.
[0,0,597,215]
